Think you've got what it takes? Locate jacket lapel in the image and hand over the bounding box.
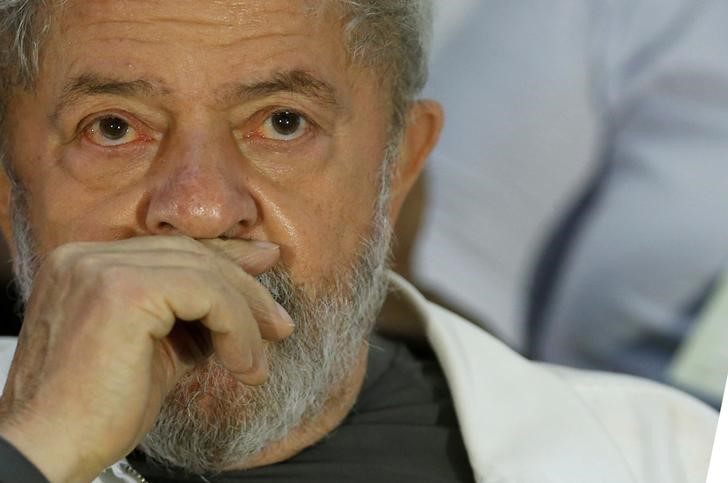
[388,272,638,483]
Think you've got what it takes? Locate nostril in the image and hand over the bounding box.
[145,175,259,238]
[158,221,175,233]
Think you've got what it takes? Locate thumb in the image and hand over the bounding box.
[199,239,280,276]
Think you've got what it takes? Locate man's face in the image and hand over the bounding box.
[5,0,392,285]
[0,0,440,473]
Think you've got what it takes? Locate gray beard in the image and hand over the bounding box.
[139,217,391,473]
[9,169,394,474]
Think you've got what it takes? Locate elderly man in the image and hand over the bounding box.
[0,1,718,482]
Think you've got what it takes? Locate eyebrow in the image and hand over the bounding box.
[51,74,170,121]
[221,70,341,109]
[51,69,340,122]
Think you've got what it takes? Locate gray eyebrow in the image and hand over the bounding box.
[51,74,171,121]
[221,70,341,109]
[50,69,340,122]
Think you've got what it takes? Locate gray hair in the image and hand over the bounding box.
[0,0,49,91]
[331,0,433,131]
[0,0,51,177]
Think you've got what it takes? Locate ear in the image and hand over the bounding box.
[388,99,444,223]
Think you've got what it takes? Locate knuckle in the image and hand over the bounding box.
[92,266,152,312]
[40,242,92,280]
[44,243,78,270]
[73,253,104,276]
[94,265,133,294]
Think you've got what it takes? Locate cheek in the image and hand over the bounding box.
[269,122,389,285]
[242,86,390,280]
[262,168,382,288]
[29,184,142,254]
[6,95,142,253]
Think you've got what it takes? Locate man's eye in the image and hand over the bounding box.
[259,111,309,141]
[84,116,139,146]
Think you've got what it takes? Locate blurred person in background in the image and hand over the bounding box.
[526,0,728,406]
[399,0,728,405]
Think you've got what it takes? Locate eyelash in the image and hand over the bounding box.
[78,112,150,148]
[77,108,319,149]
[244,109,315,141]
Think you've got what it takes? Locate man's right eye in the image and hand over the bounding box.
[83,115,141,147]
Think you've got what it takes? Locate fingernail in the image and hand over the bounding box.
[276,302,295,327]
[253,240,279,250]
[239,343,260,374]
[238,347,268,384]
[240,353,259,375]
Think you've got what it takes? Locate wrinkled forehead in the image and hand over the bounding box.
[52,0,334,47]
[36,0,366,101]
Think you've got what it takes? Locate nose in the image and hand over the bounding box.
[144,133,258,239]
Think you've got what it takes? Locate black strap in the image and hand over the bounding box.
[0,436,50,483]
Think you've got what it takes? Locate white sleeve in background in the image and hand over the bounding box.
[539,0,728,387]
[415,1,602,347]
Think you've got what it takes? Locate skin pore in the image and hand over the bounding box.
[0,0,443,479]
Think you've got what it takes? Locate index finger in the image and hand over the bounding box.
[199,238,281,276]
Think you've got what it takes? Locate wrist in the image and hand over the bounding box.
[0,407,96,483]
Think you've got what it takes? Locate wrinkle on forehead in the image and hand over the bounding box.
[56,0,324,41]
[45,0,358,91]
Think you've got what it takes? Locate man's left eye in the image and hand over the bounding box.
[259,111,309,141]
[84,115,140,147]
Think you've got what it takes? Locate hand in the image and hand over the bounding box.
[0,236,294,483]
